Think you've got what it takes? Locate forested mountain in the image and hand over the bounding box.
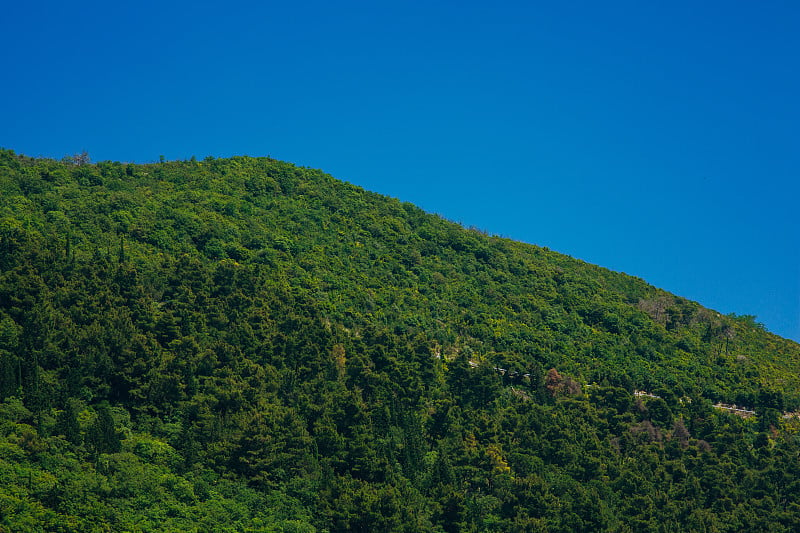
[1,149,799,531]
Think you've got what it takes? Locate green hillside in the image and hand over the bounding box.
[1,149,799,531]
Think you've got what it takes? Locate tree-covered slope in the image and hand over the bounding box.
[1,149,799,531]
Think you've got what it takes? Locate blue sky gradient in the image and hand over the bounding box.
[2,1,798,341]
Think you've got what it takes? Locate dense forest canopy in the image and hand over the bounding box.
[1,149,799,531]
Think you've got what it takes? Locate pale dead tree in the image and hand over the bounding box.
[545,368,582,397]
[692,307,721,329]
[722,325,736,355]
[638,295,672,326]
[631,420,662,443]
[672,417,690,447]
[66,151,91,165]
[545,368,564,397]
[564,377,582,396]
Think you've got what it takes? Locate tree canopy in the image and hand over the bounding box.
[1,149,799,531]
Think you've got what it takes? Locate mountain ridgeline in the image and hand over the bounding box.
[1,149,799,531]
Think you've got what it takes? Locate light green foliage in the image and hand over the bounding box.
[1,148,799,530]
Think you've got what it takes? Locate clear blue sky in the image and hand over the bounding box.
[2,1,798,341]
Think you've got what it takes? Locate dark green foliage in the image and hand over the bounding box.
[1,148,800,530]
[88,403,121,455]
